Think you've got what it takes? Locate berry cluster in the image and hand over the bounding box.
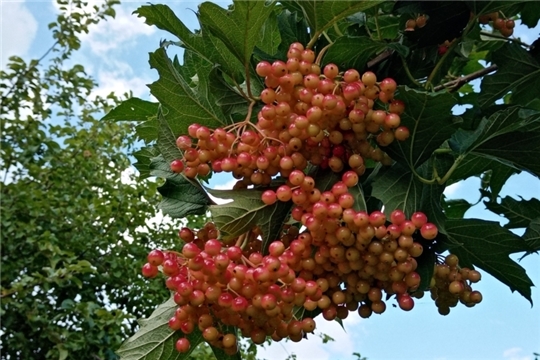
[430,254,483,315]
[170,42,409,186]
[479,12,514,37]
[142,206,481,354]
[405,14,428,31]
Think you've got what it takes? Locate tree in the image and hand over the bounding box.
[0,1,183,359]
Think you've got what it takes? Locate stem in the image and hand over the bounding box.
[366,49,393,68]
[245,61,254,99]
[315,42,334,65]
[425,18,476,89]
[437,155,465,185]
[322,31,333,45]
[433,64,498,92]
[306,31,322,50]
[333,22,344,37]
[479,31,530,47]
[374,10,382,41]
[400,55,422,87]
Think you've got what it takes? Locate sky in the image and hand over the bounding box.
[1,1,539,360]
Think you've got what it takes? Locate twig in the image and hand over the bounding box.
[434,64,498,92]
[366,49,393,68]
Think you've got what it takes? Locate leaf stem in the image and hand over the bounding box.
[306,31,322,50]
[315,42,334,65]
[333,22,344,37]
[437,154,465,185]
[425,18,476,89]
[433,64,498,92]
[479,31,530,47]
[400,55,422,87]
[374,9,382,41]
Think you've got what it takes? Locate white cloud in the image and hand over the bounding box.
[503,347,532,360]
[81,5,155,57]
[1,0,38,69]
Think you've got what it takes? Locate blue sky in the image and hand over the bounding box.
[2,1,539,360]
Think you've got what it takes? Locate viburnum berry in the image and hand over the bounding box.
[175,338,191,353]
[142,263,158,278]
[170,159,184,173]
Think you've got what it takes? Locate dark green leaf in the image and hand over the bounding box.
[101,98,159,122]
[293,1,384,36]
[371,164,423,218]
[134,4,243,81]
[479,42,540,109]
[135,118,159,144]
[485,196,540,229]
[444,218,534,304]
[443,199,472,219]
[366,14,399,40]
[256,10,281,56]
[349,183,368,212]
[521,2,540,28]
[322,36,386,70]
[523,218,540,252]
[117,297,203,360]
[207,188,292,254]
[276,9,310,50]
[383,87,458,168]
[415,247,436,291]
[157,110,184,164]
[149,47,228,136]
[150,156,211,219]
[198,1,276,68]
[133,146,161,179]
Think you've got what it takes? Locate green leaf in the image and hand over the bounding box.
[472,128,540,178]
[484,196,540,229]
[443,218,534,304]
[198,1,276,68]
[478,42,540,109]
[443,199,472,219]
[208,188,292,254]
[415,247,436,291]
[150,156,211,219]
[276,9,310,52]
[117,297,203,360]
[133,146,161,179]
[349,183,368,212]
[134,4,243,81]
[207,67,249,116]
[135,118,159,144]
[521,2,540,28]
[449,107,538,154]
[157,110,184,164]
[102,98,159,122]
[383,87,458,168]
[371,164,423,217]
[256,10,281,56]
[148,47,228,136]
[322,36,386,70]
[523,218,540,252]
[366,14,400,40]
[291,0,384,37]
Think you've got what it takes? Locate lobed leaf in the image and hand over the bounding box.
[134,4,244,81]
[208,188,292,254]
[133,146,161,179]
[101,98,159,122]
[383,87,458,168]
[322,36,386,70]
[443,199,472,219]
[150,156,211,219]
[484,196,540,229]
[289,0,384,37]
[443,218,534,304]
[148,47,228,137]
[197,1,276,69]
[116,297,203,360]
[523,218,540,252]
[478,42,540,109]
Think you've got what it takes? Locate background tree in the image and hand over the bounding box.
[0,1,182,359]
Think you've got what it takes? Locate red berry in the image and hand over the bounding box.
[142,263,158,278]
[170,159,184,173]
[175,338,190,353]
[147,249,165,266]
[420,222,438,240]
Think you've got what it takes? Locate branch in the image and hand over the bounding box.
[366,49,393,68]
[433,64,498,92]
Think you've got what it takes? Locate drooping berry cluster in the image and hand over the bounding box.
[142,206,482,354]
[430,254,483,315]
[170,42,409,186]
[479,12,515,37]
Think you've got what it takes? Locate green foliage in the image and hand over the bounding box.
[0,1,181,359]
[101,0,540,359]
